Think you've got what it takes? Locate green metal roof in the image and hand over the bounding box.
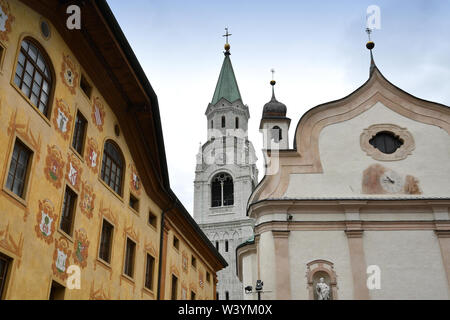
[211,53,242,105]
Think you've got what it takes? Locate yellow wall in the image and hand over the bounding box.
[164,220,216,300]
[0,0,217,300]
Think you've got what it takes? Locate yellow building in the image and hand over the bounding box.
[0,0,226,300]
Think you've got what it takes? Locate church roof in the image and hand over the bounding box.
[262,84,287,118]
[211,52,242,105]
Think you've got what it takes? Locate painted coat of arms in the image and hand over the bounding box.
[66,153,82,191]
[52,237,71,280]
[44,145,65,189]
[80,180,95,219]
[60,53,79,95]
[91,97,105,131]
[182,251,188,273]
[199,270,204,289]
[84,137,99,174]
[73,229,89,269]
[52,98,72,140]
[0,0,15,42]
[35,199,57,244]
[129,164,141,196]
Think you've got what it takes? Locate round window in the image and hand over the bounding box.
[369,131,403,154]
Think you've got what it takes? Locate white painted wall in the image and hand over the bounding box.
[285,102,450,198]
[364,230,449,299]
[288,231,355,300]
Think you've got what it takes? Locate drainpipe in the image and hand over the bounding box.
[156,203,174,300]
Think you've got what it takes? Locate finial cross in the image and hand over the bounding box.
[271,68,275,80]
[223,27,232,44]
[365,27,372,41]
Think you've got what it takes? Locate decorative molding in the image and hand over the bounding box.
[360,124,415,161]
[89,280,111,300]
[0,222,23,267]
[7,109,42,161]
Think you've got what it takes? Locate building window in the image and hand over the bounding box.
[211,172,234,207]
[0,253,11,300]
[99,219,114,263]
[225,291,229,300]
[148,211,157,228]
[124,238,136,278]
[14,38,53,117]
[221,116,225,128]
[369,131,403,154]
[145,254,155,291]
[79,74,92,98]
[173,236,179,250]
[60,186,77,236]
[235,117,239,129]
[271,126,282,143]
[72,111,87,155]
[171,274,178,300]
[129,194,139,212]
[191,256,197,269]
[101,140,124,195]
[225,240,229,252]
[6,139,32,199]
[191,291,196,300]
[49,281,65,300]
[215,241,219,251]
[206,272,211,283]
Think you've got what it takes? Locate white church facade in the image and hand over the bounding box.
[236,44,450,299]
[193,40,258,300]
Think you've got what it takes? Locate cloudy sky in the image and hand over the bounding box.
[107,0,450,213]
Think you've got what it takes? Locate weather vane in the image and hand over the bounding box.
[365,27,372,41]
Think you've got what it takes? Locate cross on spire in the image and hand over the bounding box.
[271,68,275,80]
[365,27,372,41]
[223,27,232,44]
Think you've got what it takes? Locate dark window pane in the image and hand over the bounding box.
[6,140,32,198]
[101,141,124,195]
[0,254,11,299]
[145,254,155,290]
[124,238,136,277]
[15,39,53,117]
[60,187,77,236]
[99,220,113,263]
[72,112,87,155]
[369,131,404,154]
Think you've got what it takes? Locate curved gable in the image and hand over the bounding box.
[249,67,450,206]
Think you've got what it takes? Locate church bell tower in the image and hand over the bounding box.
[193,29,258,300]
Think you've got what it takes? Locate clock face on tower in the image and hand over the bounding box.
[379,170,404,193]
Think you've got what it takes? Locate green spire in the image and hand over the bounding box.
[211,53,242,105]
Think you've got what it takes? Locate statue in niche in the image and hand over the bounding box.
[315,277,330,300]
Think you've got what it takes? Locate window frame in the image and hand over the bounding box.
[148,211,157,229]
[123,237,136,279]
[11,37,54,120]
[71,109,88,157]
[211,172,234,208]
[100,140,125,197]
[171,274,178,300]
[144,253,155,291]
[5,138,33,201]
[59,184,78,237]
[98,218,114,265]
[0,253,12,300]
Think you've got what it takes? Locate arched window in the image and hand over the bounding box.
[211,172,233,207]
[14,38,53,117]
[271,126,282,143]
[235,117,239,129]
[369,131,403,154]
[101,140,124,195]
[221,116,225,128]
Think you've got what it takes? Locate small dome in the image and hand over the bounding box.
[262,82,287,118]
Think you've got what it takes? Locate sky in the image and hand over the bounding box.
[107,0,450,213]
